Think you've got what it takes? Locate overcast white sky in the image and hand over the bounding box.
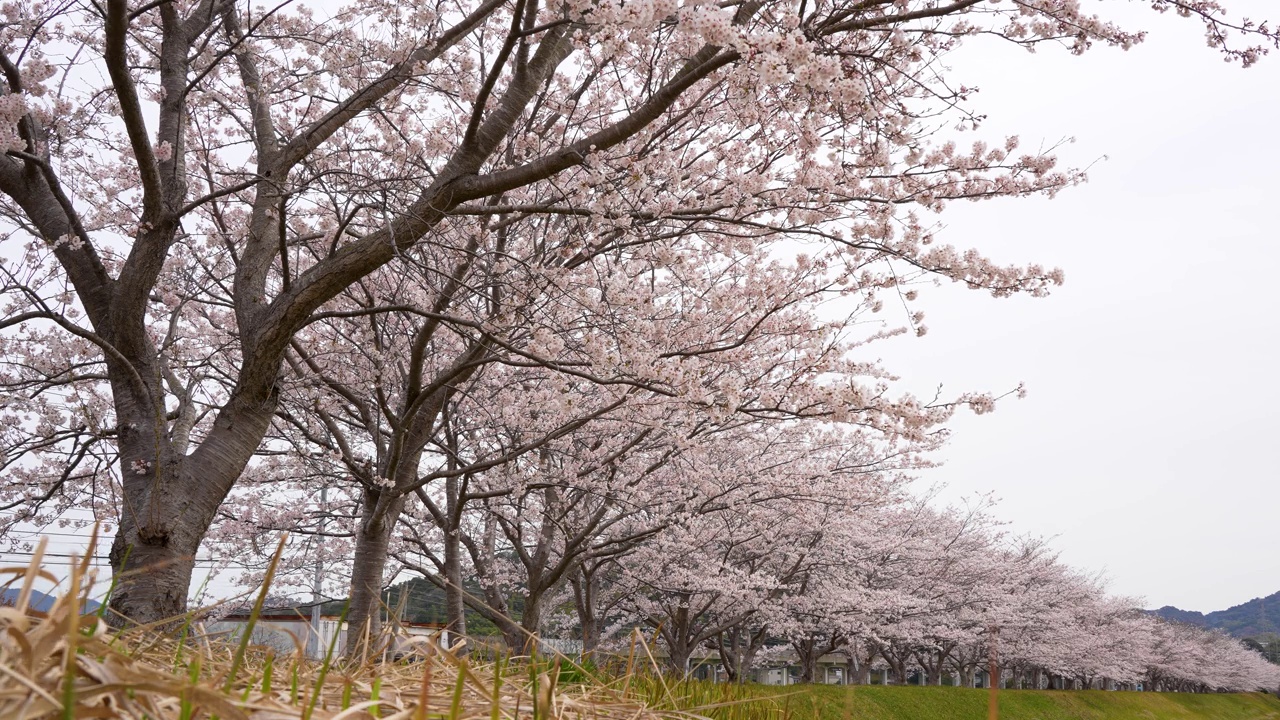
[871,0,1280,613]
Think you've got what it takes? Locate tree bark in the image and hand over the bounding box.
[795,637,820,684]
[442,524,468,650]
[520,591,543,653]
[442,472,469,652]
[108,387,276,624]
[345,489,407,654]
[657,603,696,676]
[571,566,601,657]
[718,625,766,683]
[889,657,908,685]
[107,518,197,622]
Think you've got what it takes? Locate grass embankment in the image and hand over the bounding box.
[0,539,661,720]
[5,540,1277,720]
[640,681,1280,720]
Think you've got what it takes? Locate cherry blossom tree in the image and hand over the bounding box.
[212,196,957,650]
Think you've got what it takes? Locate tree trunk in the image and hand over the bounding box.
[890,657,908,685]
[719,625,767,683]
[468,575,523,656]
[793,637,821,683]
[571,568,600,657]
[520,591,543,654]
[345,489,406,655]
[442,524,468,652]
[656,604,696,676]
[108,393,275,625]
[664,636,693,677]
[107,521,198,623]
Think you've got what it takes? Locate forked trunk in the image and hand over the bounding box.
[795,638,820,683]
[107,451,200,624]
[718,625,766,683]
[107,393,275,625]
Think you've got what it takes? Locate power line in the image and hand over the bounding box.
[0,531,104,537]
[0,553,283,570]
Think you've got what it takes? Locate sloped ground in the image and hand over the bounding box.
[742,684,1280,720]
[0,555,656,720]
[4,547,1276,720]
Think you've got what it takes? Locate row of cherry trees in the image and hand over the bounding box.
[1,0,1279,682]
[181,284,1278,692]
[603,491,1280,692]
[202,368,1279,692]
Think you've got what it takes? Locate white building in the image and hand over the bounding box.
[205,609,348,659]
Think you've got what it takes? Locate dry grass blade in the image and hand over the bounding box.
[0,552,684,720]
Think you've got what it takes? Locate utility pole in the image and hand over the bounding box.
[309,486,328,659]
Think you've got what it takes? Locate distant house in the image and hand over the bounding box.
[393,620,456,658]
[205,607,348,659]
[205,608,456,660]
[748,653,851,685]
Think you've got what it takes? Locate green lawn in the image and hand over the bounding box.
[641,681,1280,720]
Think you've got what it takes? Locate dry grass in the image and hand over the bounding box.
[0,538,672,720]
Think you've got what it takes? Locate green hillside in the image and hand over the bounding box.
[1154,591,1280,639]
[703,685,1280,720]
[321,575,519,636]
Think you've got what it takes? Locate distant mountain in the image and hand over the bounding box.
[1152,591,1280,639]
[0,588,102,614]
[1152,605,1208,627]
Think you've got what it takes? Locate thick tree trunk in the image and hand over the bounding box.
[467,576,523,656]
[107,522,199,623]
[889,657,908,685]
[108,393,275,625]
[501,619,528,655]
[665,637,693,677]
[107,440,199,623]
[794,632,842,684]
[657,605,696,676]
